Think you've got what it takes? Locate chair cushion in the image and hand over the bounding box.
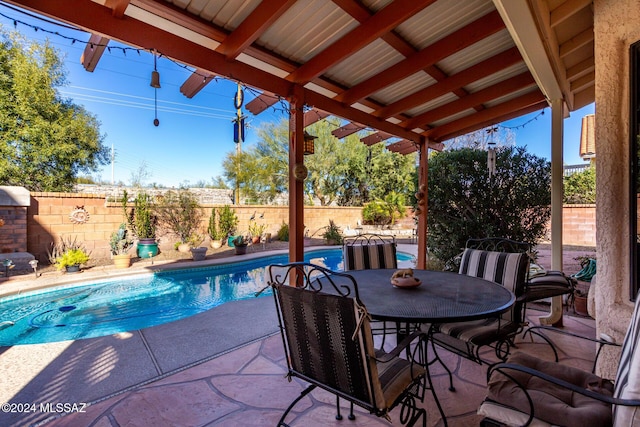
[343,243,397,271]
[434,318,520,347]
[523,271,574,302]
[487,351,613,427]
[374,349,425,409]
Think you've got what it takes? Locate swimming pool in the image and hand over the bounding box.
[0,249,415,345]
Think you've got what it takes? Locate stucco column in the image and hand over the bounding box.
[539,98,565,325]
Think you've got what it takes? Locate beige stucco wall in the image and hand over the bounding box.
[593,0,640,378]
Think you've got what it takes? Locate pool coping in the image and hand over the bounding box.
[0,244,418,300]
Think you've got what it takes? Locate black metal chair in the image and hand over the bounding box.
[267,262,427,426]
[465,237,576,315]
[343,233,398,345]
[342,233,397,271]
[478,291,640,427]
[429,245,530,364]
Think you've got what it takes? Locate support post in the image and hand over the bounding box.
[417,137,428,269]
[288,85,305,263]
[540,98,565,325]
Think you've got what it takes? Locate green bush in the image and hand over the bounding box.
[427,147,551,268]
[276,222,289,242]
[207,208,221,241]
[564,166,595,204]
[128,192,157,239]
[55,248,90,270]
[155,189,203,243]
[218,205,238,241]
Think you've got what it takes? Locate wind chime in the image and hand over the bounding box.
[150,50,161,126]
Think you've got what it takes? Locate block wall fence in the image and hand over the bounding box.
[17,192,595,263]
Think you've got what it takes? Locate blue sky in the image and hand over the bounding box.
[0,4,594,188]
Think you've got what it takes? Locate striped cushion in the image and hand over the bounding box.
[373,349,425,409]
[613,293,640,426]
[458,248,528,322]
[343,243,397,271]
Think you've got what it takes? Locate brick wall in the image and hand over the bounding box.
[561,204,596,247]
[25,192,597,263]
[0,206,27,253]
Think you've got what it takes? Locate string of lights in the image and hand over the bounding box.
[0,2,548,140]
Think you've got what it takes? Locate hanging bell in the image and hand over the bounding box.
[150,70,161,88]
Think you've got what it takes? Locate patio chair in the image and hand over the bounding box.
[429,246,529,364]
[267,262,427,426]
[478,291,640,427]
[342,233,397,271]
[465,238,576,310]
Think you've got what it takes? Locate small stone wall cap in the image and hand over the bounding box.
[0,186,30,206]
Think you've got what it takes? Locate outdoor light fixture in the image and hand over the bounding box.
[29,259,38,278]
[303,131,317,155]
[150,51,160,126]
[487,141,496,177]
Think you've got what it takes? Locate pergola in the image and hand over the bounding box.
[6,0,594,321]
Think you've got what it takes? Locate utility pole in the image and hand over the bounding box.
[111,145,115,185]
[233,82,245,204]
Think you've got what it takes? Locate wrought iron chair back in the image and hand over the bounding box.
[343,233,397,271]
[268,262,427,426]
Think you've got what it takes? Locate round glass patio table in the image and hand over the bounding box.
[343,268,515,427]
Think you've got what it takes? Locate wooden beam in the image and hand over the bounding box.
[289,85,305,263]
[106,0,130,18]
[550,0,592,28]
[570,71,595,93]
[403,72,535,129]
[360,132,392,146]
[426,90,546,140]
[332,122,365,138]
[81,34,109,72]
[332,0,472,102]
[217,0,296,59]
[335,10,505,105]
[180,69,215,98]
[435,100,548,142]
[375,47,523,119]
[559,27,593,58]
[288,0,435,84]
[566,57,594,81]
[304,109,329,127]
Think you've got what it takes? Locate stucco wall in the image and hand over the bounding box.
[593,0,640,378]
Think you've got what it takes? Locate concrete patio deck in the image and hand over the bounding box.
[0,244,599,427]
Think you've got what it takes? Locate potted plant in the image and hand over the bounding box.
[56,248,90,273]
[248,220,266,244]
[233,235,249,255]
[187,233,207,261]
[110,223,134,268]
[322,220,343,245]
[126,191,158,258]
[155,189,203,253]
[207,208,222,249]
[218,205,238,246]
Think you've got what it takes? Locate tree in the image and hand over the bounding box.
[427,147,551,268]
[0,29,108,191]
[222,117,417,206]
[564,165,595,204]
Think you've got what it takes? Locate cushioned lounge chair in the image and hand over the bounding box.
[478,291,640,427]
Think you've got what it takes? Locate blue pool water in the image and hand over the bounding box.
[0,249,414,345]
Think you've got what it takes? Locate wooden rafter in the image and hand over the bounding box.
[331,122,365,138]
[334,10,506,105]
[403,72,536,130]
[81,34,110,72]
[304,109,329,127]
[288,0,434,84]
[216,0,296,59]
[550,0,592,28]
[180,69,216,98]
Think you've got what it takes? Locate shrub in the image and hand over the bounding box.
[276,222,289,241]
[218,205,238,241]
[155,189,203,243]
[55,248,90,270]
[322,220,343,244]
[128,192,157,239]
[427,147,551,269]
[207,208,221,241]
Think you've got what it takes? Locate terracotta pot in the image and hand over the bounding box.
[252,236,260,244]
[574,295,589,316]
[113,254,132,269]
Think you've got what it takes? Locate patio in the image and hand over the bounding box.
[0,244,598,427]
